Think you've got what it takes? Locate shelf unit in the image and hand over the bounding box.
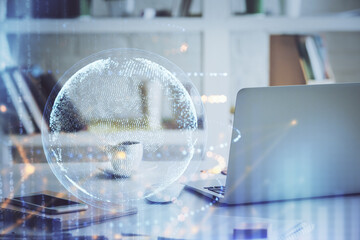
[1,16,360,33]
[1,0,360,164]
[5,129,206,147]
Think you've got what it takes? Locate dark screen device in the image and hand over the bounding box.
[5,193,88,214]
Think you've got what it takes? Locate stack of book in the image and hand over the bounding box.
[0,66,45,135]
[270,34,335,86]
[0,66,85,135]
[172,0,201,17]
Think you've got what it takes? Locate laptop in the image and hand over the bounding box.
[186,84,360,204]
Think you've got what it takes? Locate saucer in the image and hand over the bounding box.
[98,162,158,178]
[97,167,128,178]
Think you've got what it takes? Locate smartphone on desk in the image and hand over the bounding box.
[5,193,88,215]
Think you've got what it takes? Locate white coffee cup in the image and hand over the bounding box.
[106,141,143,177]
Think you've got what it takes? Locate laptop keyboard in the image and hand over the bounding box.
[204,186,226,195]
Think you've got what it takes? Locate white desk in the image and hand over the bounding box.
[1,163,360,240]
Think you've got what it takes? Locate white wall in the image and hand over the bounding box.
[300,0,360,15]
[325,32,360,83]
[230,32,269,105]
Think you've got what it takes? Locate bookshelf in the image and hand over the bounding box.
[5,129,206,148]
[1,17,360,33]
[1,0,360,164]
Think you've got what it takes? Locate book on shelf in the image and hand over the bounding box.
[304,36,324,80]
[270,34,335,86]
[1,65,87,135]
[11,68,43,132]
[188,0,202,17]
[0,69,36,134]
[172,0,183,17]
[21,66,60,131]
[297,35,335,83]
[296,36,314,80]
[0,73,24,135]
[179,0,192,17]
[312,35,335,81]
[21,67,48,116]
[305,36,326,80]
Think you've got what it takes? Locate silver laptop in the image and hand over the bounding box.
[186,84,360,204]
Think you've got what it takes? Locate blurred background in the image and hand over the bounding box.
[0,1,360,239]
[0,0,360,165]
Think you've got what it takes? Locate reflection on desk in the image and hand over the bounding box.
[0,163,359,239]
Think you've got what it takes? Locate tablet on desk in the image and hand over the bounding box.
[1,191,137,231]
[5,193,88,215]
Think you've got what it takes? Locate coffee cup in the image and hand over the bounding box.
[106,141,143,177]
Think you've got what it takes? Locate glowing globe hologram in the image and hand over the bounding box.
[42,48,206,209]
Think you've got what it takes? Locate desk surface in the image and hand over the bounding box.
[1,162,360,240]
